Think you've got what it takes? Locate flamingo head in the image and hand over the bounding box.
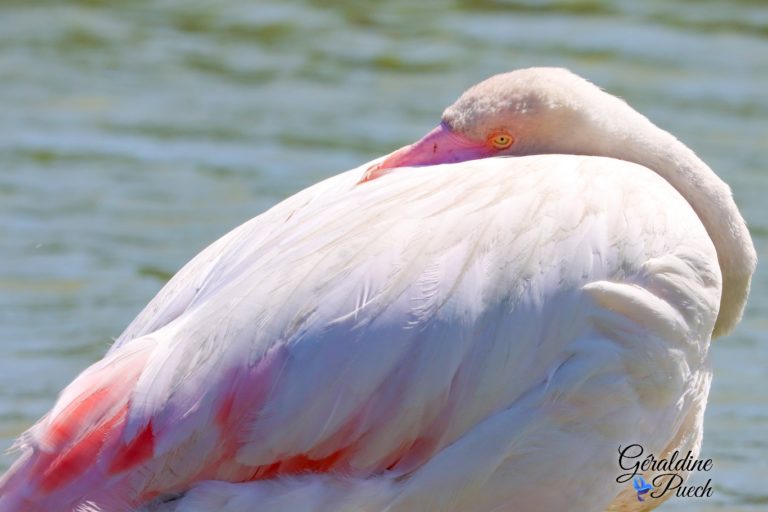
[361,67,607,183]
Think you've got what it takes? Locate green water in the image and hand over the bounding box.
[0,1,766,510]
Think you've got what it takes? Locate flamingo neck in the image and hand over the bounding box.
[610,116,756,337]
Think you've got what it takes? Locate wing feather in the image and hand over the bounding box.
[4,155,722,511]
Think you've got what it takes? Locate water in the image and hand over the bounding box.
[0,1,766,509]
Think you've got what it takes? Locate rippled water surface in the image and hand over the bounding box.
[1,1,766,509]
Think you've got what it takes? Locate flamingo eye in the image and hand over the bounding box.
[490,133,514,150]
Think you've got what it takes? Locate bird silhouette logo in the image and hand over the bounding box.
[633,475,653,501]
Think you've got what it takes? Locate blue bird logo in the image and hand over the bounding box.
[633,475,653,501]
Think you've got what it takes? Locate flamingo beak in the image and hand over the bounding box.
[360,123,493,183]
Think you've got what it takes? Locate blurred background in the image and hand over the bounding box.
[0,0,765,510]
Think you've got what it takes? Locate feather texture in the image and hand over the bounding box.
[0,154,723,512]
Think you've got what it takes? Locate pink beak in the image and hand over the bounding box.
[360,123,493,183]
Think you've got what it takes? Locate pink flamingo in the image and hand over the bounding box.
[0,68,755,512]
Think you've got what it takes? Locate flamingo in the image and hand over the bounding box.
[0,68,756,512]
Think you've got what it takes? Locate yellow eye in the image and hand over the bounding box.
[490,133,514,150]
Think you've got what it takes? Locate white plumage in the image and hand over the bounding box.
[0,68,755,512]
